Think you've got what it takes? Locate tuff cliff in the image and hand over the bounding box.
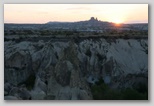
[4,38,148,100]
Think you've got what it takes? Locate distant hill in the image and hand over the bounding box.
[46,17,112,27]
[4,17,148,32]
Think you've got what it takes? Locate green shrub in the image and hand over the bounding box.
[134,82,148,94]
[122,88,148,100]
[85,49,91,57]
[91,83,122,100]
[91,79,148,100]
[18,74,36,91]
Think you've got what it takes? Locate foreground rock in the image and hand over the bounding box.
[47,41,92,100]
[4,50,33,85]
[4,38,148,100]
[4,96,19,100]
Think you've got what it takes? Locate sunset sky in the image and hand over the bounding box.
[4,4,148,24]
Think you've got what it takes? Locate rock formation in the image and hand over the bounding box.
[4,38,148,100]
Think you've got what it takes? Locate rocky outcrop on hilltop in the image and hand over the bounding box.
[4,38,148,100]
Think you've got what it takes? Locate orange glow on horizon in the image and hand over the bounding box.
[114,23,122,27]
[112,19,124,27]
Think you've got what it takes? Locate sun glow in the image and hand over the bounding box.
[112,19,124,24]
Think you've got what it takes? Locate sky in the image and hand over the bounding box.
[4,4,148,24]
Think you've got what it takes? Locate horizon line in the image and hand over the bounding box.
[4,22,148,25]
[4,21,148,25]
[4,17,148,24]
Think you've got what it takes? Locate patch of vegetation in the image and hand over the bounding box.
[91,79,122,100]
[133,82,148,94]
[96,53,105,62]
[91,79,148,100]
[18,74,36,91]
[25,74,36,90]
[85,49,91,57]
[121,88,148,100]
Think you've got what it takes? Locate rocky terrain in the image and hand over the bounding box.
[4,36,148,100]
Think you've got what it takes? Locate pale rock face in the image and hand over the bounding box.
[5,86,30,100]
[30,89,46,100]
[4,41,38,85]
[47,41,93,100]
[18,88,31,100]
[32,40,58,73]
[103,76,111,84]
[4,96,19,100]
[4,50,33,85]
[79,39,148,75]
[54,60,73,86]
[4,82,12,93]
[30,76,47,100]
[9,87,19,97]
[34,77,47,93]
[106,39,148,75]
